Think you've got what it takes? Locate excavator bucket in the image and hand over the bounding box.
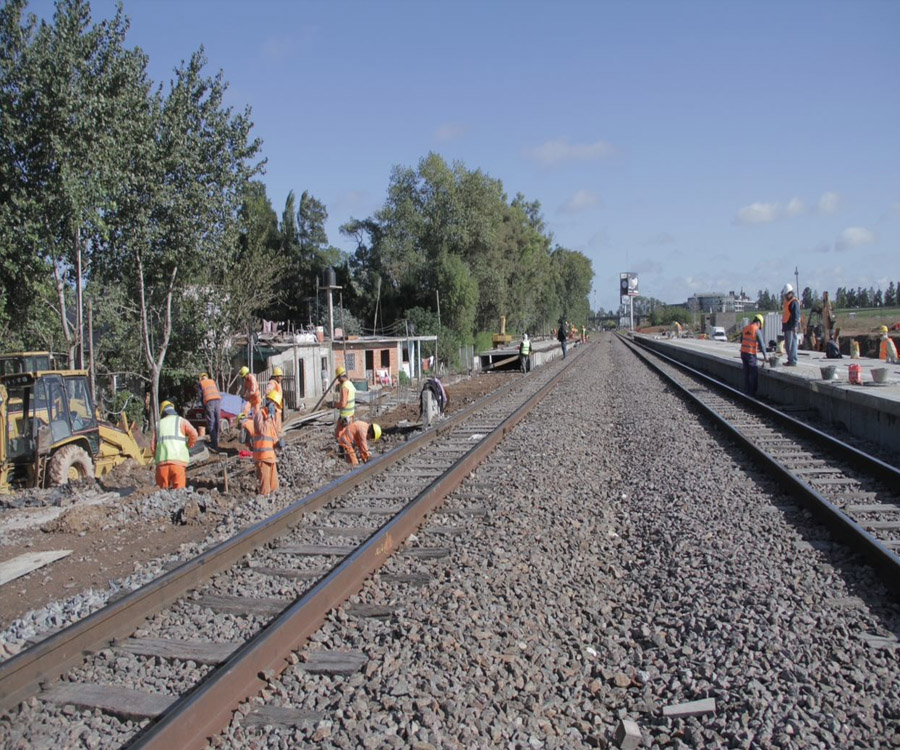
[95,416,153,477]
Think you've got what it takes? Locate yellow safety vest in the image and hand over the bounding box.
[520,340,531,355]
[155,415,189,466]
[339,379,356,418]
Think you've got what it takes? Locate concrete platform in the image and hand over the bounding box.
[635,334,900,459]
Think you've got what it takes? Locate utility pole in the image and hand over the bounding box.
[794,266,799,296]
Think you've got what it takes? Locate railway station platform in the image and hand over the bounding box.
[634,333,900,457]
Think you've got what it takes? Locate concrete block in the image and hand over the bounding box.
[614,718,642,749]
[662,697,716,718]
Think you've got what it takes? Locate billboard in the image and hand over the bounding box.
[619,272,639,297]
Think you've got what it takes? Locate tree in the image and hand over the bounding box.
[885,281,896,307]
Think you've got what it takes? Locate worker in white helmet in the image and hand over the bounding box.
[781,284,800,366]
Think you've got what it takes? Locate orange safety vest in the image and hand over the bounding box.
[880,338,898,361]
[199,377,221,404]
[741,323,760,356]
[782,297,797,326]
[252,419,277,463]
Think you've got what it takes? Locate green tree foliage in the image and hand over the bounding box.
[885,282,896,307]
[648,305,690,327]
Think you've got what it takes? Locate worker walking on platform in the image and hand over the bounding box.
[265,366,285,444]
[518,333,532,373]
[741,314,768,397]
[197,373,221,451]
[252,408,279,495]
[337,420,381,466]
[334,365,356,438]
[782,284,800,366]
[239,366,261,413]
[879,325,899,364]
[152,401,198,489]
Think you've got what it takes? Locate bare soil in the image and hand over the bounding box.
[0,371,517,630]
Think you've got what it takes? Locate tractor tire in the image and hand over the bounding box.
[47,445,94,487]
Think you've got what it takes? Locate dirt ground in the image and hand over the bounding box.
[0,370,518,633]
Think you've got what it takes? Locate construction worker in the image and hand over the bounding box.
[741,314,768,397]
[265,366,285,443]
[252,407,278,495]
[518,334,531,373]
[334,365,356,438]
[197,372,222,451]
[152,401,198,489]
[581,325,586,344]
[337,420,381,466]
[557,320,568,359]
[782,284,800,366]
[239,366,260,413]
[879,325,899,363]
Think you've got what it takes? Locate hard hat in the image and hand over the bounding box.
[754,314,765,325]
[272,366,284,377]
[237,412,246,422]
[371,423,382,442]
[239,366,250,377]
[336,365,346,377]
[880,325,889,333]
[160,400,175,416]
[199,372,209,380]
[782,283,794,296]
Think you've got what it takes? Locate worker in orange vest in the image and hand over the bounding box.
[265,366,285,445]
[197,372,222,451]
[781,284,800,366]
[239,366,260,413]
[337,420,381,466]
[152,401,198,489]
[879,325,899,363]
[252,408,278,495]
[740,314,768,397]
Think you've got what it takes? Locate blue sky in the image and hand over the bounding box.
[29,0,900,312]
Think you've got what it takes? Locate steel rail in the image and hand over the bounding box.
[0,356,578,716]
[126,346,583,749]
[621,335,900,596]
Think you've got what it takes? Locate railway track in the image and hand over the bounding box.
[623,334,900,594]
[0,344,584,749]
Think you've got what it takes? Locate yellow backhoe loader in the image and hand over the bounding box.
[0,368,152,493]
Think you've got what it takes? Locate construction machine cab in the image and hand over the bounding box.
[1,370,101,491]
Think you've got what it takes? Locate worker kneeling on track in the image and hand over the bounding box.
[153,400,198,489]
[337,420,381,466]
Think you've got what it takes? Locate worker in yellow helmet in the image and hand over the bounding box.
[239,365,260,414]
[265,365,285,445]
[337,420,381,466]
[879,325,898,363]
[151,401,198,489]
[333,365,355,439]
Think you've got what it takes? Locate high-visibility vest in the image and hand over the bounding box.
[339,379,356,418]
[252,420,277,463]
[266,380,283,409]
[199,377,221,404]
[741,323,760,355]
[881,338,898,361]
[520,340,531,355]
[155,415,189,466]
[783,298,797,326]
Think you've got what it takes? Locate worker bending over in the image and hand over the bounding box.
[239,366,260,412]
[265,366,285,444]
[740,314,767,397]
[334,366,356,438]
[879,326,899,364]
[153,401,198,489]
[197,372,221,451]
[337,420,381,466]
[252,408,279,495]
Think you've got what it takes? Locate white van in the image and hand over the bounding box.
[711,326,728,342]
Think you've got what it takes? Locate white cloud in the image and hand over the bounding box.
[525,138,615,167]
[560,190,602,214]
[785,197,805,216]
[434,122,468,143]
[818,192,840,215]
[835,226,876,251]
[734,202,780,225]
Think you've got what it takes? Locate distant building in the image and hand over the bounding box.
[688,290,756,313]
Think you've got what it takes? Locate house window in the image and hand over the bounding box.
[380,350,390,367]
[345,353,357,373]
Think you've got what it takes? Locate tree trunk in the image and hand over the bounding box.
[75,226,84,370]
